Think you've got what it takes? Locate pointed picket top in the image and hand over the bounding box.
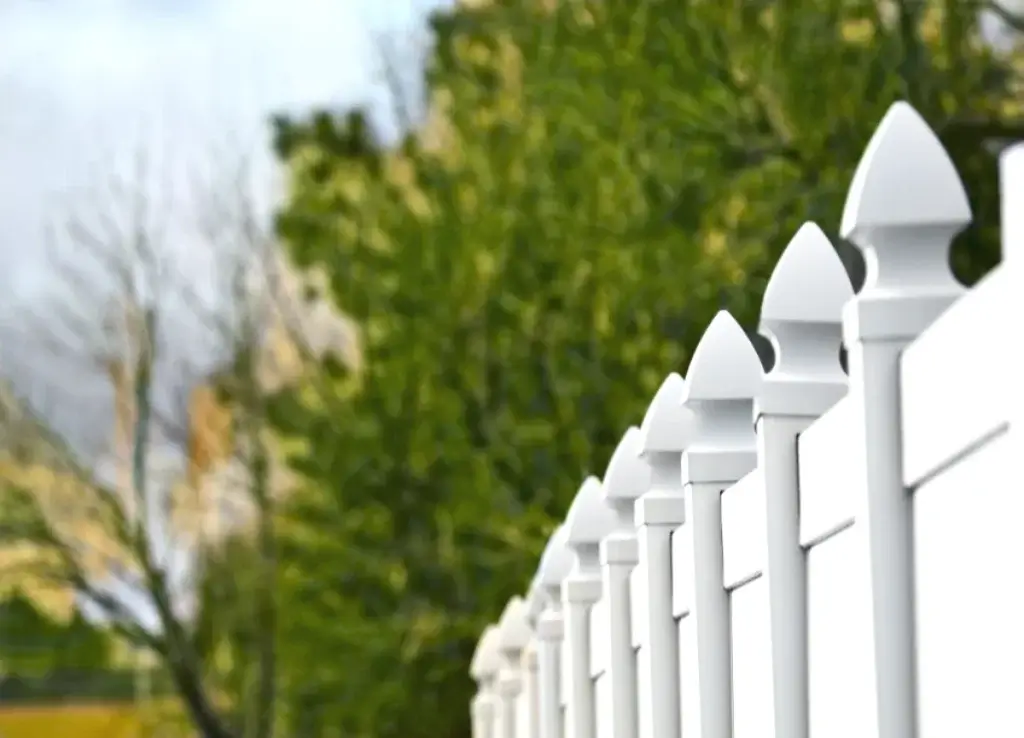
[682,311,762,403]
[639,372,692,454]
[537,525,573,593]
[470,625,503,682]
[841,102,970,239]
[565,475,616,550]
[761,223,853,326]
[757,223,852,408]
[840,103,969,315]
[602,426,650,527]
[682,312,761,482]
[497,595,532,656]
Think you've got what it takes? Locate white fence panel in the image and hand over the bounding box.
[468,101,1022,738]
[721,470,769,738]
[798,399,857,546]
[517,680,531,738]
[729,576,771,738]
[797,399,869,738]
[589,600,610,738]
[806,524,875,738]
[900,265,1010,488]
[914,432,1021,737]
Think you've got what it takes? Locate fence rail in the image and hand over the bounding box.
[468,101,1024,738]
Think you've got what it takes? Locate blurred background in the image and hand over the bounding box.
[0,1,1021,736]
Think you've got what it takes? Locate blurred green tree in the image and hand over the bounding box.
[268,2,1022,737]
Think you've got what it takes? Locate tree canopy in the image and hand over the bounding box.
[0,590,111,674]
[268,2,1022,737]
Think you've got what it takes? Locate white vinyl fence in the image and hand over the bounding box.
[468,101,1024,738]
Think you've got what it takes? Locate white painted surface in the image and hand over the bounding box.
[900,266,1010,488]
[798,398,857,545]
[469,100,1021,738]
[721,470,765,588]
[595,674,613,738]
[588,599,608,678]
[518,689,531,738]
[676,615,698,738]
[807,530,874,738]
[915,431,1023,737]
[730,577,773,738]
[636,647,651,738]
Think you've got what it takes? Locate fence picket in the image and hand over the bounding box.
[472,626,502,738]
[468,100,1021,738]
[562,478,615,738]
[676,311,761,738]
[598,427,649,738]
[753,222,852,738]
[635,372,691,738]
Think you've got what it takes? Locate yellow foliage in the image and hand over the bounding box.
[0,542,75,621]
[186,385,234,491]
[0,701,191,738]
[702,230,728,259]
[918,3,944,45]
[0,705,149,738]
[722,194,748,227]
[0,458,136,585]
[384,155,417,192]
[405,189,434,221]
[840,17,875,45]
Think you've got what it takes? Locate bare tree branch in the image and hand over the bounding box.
[986,0,1024,34]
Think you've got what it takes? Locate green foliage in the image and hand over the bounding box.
[0,591,112,675]
[192,535,282,738]
[268,2,1021,737]
[0,668,176,705]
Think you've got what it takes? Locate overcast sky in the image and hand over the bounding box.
[0,0,447,460]
[0,0,451,624]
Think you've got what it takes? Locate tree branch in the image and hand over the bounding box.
[986,0,1024,33]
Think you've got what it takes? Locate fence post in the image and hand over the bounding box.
[754,222,852,738]
[472,626,503,738]
[599,426,650,738]
[840,101,971,738]
[537,526,574,738]
[499,596,533,738]
[525,582,545,738]
[523,642,540,738]
[635,372,692,738]
[563,477,617,738]
[678,310,762,738]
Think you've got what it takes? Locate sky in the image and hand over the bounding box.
[0,0,446,458]
[0,0,449,626]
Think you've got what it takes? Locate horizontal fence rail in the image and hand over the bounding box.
[469,102,1024,738]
